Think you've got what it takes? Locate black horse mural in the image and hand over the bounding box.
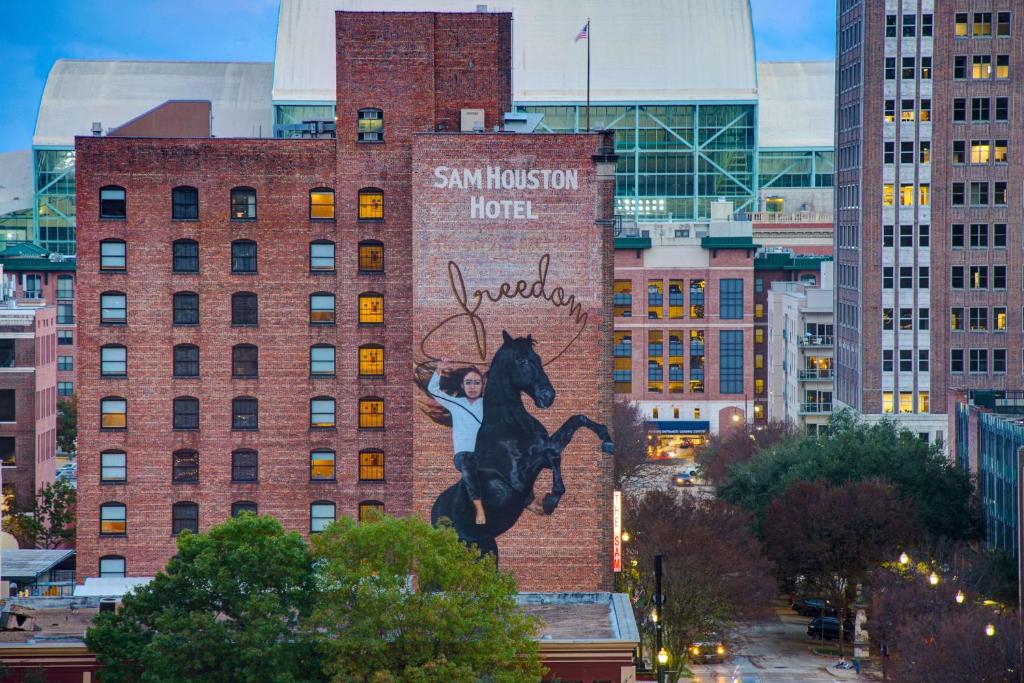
[422,331,614,562]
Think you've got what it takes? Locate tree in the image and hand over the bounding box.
[619,490,776,677]
[4,479,76,548]
[57,394,77,455]
[694,420,797,484]
[85,514,321,683]
[309,514,543,683]
[613,399,650,488]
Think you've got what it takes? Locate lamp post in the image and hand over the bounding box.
[655,553,664,683]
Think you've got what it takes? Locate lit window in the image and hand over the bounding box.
[882,392,894,414]
[99,556,126,578]
[231,449,258,481]
[359,450,385,481]
[883,184,894,206]
[172,502,199,535]
[918,184,929,206]
[955,13,968,36]
[358,108,383,142]
[754,328,764,343]
[101,345,127,377]
[101,397,126,430]
[358,188,383,220]
[359,345,384,376]
[100,292,127,324]
[995,307,1007,331]
[996,55,1009,79]
[899,184,914,206]
[310,450,336,480]
[310,501,335,532]
[100,451,126,483]
[231,501,257,518]
[359,500,385,522]
[100,240,126,270]
[172,186,199,220]
[310,241,335,272]
[359,397,384,429]
[100,186,126,219]
[358,241,384,272]
[310,188,335,220]
[310,345,335,376]
[100,503,127,535]
[974,12,992,36]
[754,378,765,394]
[358,293,384,324]
[310,293,336,324]
[230,187,257,220]
[311,397,336,428]
[972,55,992,80]
[899,392,913,414]
[172,449,199,483]
[918,392,929,412]
[971,140,991,164]
[994,140,1008,163]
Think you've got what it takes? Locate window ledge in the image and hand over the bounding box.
[358,270,385,276]
[173,375,200,380]
[311,270,337,275]
[100,322,128,327]
[230,218,257,223]
[309,218,337,223]
[310,374,336,379]
[231,323,260,328]
[357,218,385,224]
[309,426,338,432]
[310,322,337,327]
[99,269,127,274]
[310,478,338,484]
[358,427,385,432]
[357,140,386,144]
[358,479,387,484]
[99,428,127,433]
[171,271,201,275]
[230,480,259,485]
[100,480,127,485]
[231,375,260,380]
[230,271,258,276]
[100,374,127,379]
[231,427,260,432]
[99,217,127,222]
[172,323,200,328]
[172,481,199,486]
[172,428,200,433]
[358,322,385,328]
[171,218,200,222]
[99,533,127,538]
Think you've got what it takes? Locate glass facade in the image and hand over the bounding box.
[33,148,76,254]
[758,150,834,189]
[274,104,336,138]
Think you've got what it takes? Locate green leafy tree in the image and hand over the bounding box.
[57,394,77,455]
[85,514,321,683]
[310,514,544,683]
[4,479,76,548]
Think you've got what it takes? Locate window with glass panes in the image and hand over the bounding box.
[173,345,199,377]
[231,292,258,326]
[99,556,126,578]
[232,397,258,430]
[359,345,384,376]
[57,382,73,397]
[358,109,383,142]
[171,292,198,326]
[359,450,385,481]
[719,279,743,319]
[100,292,126,324]
[359,501,385,522]
[310,293,335,323]
[101,397,126,429]
[358,241,384,272]
[173,240,199,272]
[172,186,199,220]
[310,189,335,219]
[100,503,126,534]
[231,449,258,481]
[100,345,126,376]
[100,186,126,219]
[310,345,335,376]
[172,502,199,535]
[232,345,258,377]
[310,450,336,480]
[310,241,335,271]
[231,241,257,273]
[358,188,383,219]
[310,502,335,532]
[358,293,383,324]
[100,451,126,482]
[100,240,126,270]
[58,355,73,371]
[172,397,199,430]
[231,501,257,517]
[172,449,199,482]
[359,397,384,429]
[230,187,256,220]
[311,397,336,428]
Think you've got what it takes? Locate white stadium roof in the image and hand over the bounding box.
[34,60,274,147]
[273,0,758,104]
[756,61,835,149]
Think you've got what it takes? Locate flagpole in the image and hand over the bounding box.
[586,18,591,131]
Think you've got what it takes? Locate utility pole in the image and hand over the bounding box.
[655,553,664,683]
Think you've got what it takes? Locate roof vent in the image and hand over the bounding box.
[91,122,103,136]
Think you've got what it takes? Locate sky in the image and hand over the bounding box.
[0,0,836,154]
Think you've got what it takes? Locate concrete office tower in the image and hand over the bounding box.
[835,2,1022,444]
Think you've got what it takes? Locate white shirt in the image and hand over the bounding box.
[428,371,483,454]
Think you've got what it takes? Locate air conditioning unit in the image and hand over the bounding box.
[461,108,485,132]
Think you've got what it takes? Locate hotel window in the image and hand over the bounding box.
[100,451,127,483]
[309,188,335,220]
[358,397,384,429]
[100,292,126,324]
[954,56,967,79]
[995,350,1007,373]
[970,307,988,331]
[99,186,126,219]
[311,397,336,428]
[719,330,743,394]
[951,308,964,330]
[231,449,258,482]
[101,345,127,377]
[995,182,1007,206]
[996,97,1009,121]
[172,186,199,220]
[919,268,929,289]
[974,12,992,36]
[951,349,964,373]
[310,345,335,376]
[719,279,743,320]
[971,140,991,164]
[100,239,126,270]
[901,58,915,81]
[358,241,384,272]
[994,140,1007,163]
[689,279,705,319]
[358,108,383,142]
[883,184,894,206]
[310,501,335,533]
[883,349,893,372]
[172,449,199,483]
[230,187,257,220]
[953,99,966,121]
[885,57,895,80]
[972,55,992,79]
[101,397,127,430]
[920,57,931,80]
[885,14,896,37]
[899,267,913,289]
[970,182,989,206]
[359,345,384,376]
[358,188,383,220]
[970,223,988,248]
[310,241,336,272]
[995,307,1007,331]
[902,13,916,37]
[359,501,385,522]
[310,293,336,324]
[310,450,336,480]
[232,344,258,378]
[884,99,895,122]
[994,224,1007,247]
[996,55,1009,79]
[358,292,384,325]
[100,503,127,535]
[172,502,199,536]
[899,350,913,372]
[172,397,199,430]
[969,266,988,289]
[952,141,966,164]
[883,392,894,414]
[173,344,199,378]
[173,291,199,325]
[232,397,258,431]
[231,502,257,518]
[997,12,1011,36]
[920,99,931,122]
[883,225,894,247]
[231,292,258,326]
[899,392,913,414]
[99,556,126,578]
[359,450,385,481]
[952,182,965,206]
[231,240,257,273]
[919,350,929,372]
[172,239,199,273]
[970,349,988,373]
[899,308,913,331]
[899,184,914,206]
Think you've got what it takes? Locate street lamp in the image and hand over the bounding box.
[928,572,939,586]
[985,623,996,637]
[621,531,631,543]
[657,648,669,665]
[650,608,658,623]
[955,590,965,604]
[898,552,910,566]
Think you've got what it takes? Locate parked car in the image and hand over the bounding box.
[807,616,853,642]
[688,637,727,664]
[792,597,837,617]
[671,471,694,487]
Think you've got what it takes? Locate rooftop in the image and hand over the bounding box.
[515,592,639,644]
[0,550,75,581]
[756,61,835,149]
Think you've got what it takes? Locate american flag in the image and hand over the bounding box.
[575,21,589,42]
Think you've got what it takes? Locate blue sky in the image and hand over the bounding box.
[0,0,835,153]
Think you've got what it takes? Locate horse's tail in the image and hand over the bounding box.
[413,360,453,427]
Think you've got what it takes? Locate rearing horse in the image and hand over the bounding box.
[430,331,614,562]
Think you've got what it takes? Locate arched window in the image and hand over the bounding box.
[231,501,258,518]
[357,108,384,142]
[99,239,127,271]
[232,397,258,430]
[310,240,336,272]
[231,240,257,273]
[232,344,258,378]
[100,291,127,324]
[172,397,199,431]
[230,187,257,220]
[358,500,385,522]
[231,449,258,481]
[172,186,199,220]
[99,555,126,578]
[172,239,199,273]
[172,502,199,535]
[310,397,336,428]
[100,502,127,535]
[358,396,384,430]
[310,344,336,376]
[358,292,384,325]
[173,344,200,377]
[357,187,383,220]
[310,292,336,324]
[173,291,199,325]
[359,450,385,481]
[100,344,127,377]
[99,186,126,219]
[310,188,335,220]
[310,450,335,480]
[310,501,335,532]
[100,450,126,483]
[172,449,199,483]
[231,292,258,326]
[101,397,127,430]
[358,344,384,376]
[357,240,384,272]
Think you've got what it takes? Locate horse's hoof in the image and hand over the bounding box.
[542,494,560,515]
[601,441,615,454]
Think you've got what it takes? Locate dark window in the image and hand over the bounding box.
[970,223,988,248]
[358,108,383,142]
[100,186,126,219]
[952,182,965,206]
[100,291,126,324]
[173,345,199,377]
[994,265,1006,289]
[310,241,335,272]
[172,502,199,535]
[172,186,199,220]
[972,97,990,121]
[901,57,915,80]
[232,344,258,378]
[994,224,1007,248]
[951,349,964,373]
[718,279,743,319]
[231,292,258,326]
[997,11,1011,36]
[954,56,967,79]
[100,239,126,270]
[358,240,384,272]
[995,181,1007,206]
[173,292,199,325]
[922,13,932,37]
[231,449,258,482]
[0,390,15,422]
[952,140,966,164]
[899,267,913,289]
[951,224,965,249]
[996,97,1009,121]
[230,187,256,220]
[885,14,896,37]
[884,142,894,164]
[953,98,966,121]
[884,57,895,80]
[310,188,335,220]
[172,397,199,430]
[719,330,743,394]
[100,345,127,376]
[883,225,894,247]
[0,437,14,466]
[994,349,1007,373]
[919,224,930,247]
[902,13,916,37]
[231,240,257,273]
[951,266,965,289]
[231,501,258,517]
[99,555,126,578]
[172,449,199,483]
[172,240,199,273]
[58,330,72,346]
[232,397,258,430]
[919,267,929,289]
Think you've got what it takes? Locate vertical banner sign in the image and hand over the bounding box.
[612,490,622,572]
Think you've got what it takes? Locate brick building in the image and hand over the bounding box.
[75,11,615,592]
